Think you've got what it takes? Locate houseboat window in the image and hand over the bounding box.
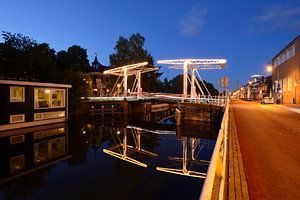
[10,86,25,102]
[34,88,65,109]
[51,89,64,107]
[10,114,25,123]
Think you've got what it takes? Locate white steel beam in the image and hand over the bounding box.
[183,61,188,98]
[137,71,142,97]
[191,68,196,99]
[123,68,127,97]
[104,62,148,75]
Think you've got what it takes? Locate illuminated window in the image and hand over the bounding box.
[34,88,65,109]
[288,77,292,92]
[10,86,25,102]
[10,114,25,123]
[283,78,287,92]
[51,89,65,107]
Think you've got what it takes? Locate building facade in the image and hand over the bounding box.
[0,80,71,131]
[238,75,271,100]
[86,56,109,97]
[272,35,300,104]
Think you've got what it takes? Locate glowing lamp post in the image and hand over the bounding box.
[266,65,273,73]
[266,65,273,97]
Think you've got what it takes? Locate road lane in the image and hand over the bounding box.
[231,100,300,200]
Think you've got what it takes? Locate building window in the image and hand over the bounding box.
[274,45,296,67]
[10,86,25,102]
[34,111,65,120]
[288,77,292,92]
[10,114,25,123]
[34,88,65,109]
[283,78,287,92]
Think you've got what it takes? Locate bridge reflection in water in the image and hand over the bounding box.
[0,109,220,200]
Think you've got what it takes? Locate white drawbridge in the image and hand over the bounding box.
[157,59,227,100]
[104,62,159,97]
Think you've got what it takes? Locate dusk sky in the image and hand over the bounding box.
[1,0,300,89]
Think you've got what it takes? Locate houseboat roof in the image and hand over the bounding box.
[0,80,72,88]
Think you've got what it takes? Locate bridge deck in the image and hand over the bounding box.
[83,94,226,105]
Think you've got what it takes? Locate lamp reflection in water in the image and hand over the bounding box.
[103,126,158,168]
[156,133,209,179]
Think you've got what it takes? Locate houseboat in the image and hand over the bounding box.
[0,80,71,131]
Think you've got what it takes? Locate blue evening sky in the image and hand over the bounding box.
[1,0,300,89]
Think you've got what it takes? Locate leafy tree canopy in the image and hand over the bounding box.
[109,33,162,92]
[0,31,89,110]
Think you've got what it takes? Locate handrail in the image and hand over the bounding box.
[199,97,230,200]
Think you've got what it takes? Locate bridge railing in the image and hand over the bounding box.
[199,97,229,200]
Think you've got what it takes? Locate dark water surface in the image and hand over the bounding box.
[0,114,219,200]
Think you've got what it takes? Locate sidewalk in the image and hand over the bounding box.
[284,104,300,114]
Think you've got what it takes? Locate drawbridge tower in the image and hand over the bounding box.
[157,59,227,100]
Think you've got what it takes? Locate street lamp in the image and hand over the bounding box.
[266,65,273,73]
[266,64,273,97]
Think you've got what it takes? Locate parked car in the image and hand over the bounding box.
[261,97,274,104]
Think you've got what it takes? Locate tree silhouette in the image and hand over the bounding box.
[109,33,162,92]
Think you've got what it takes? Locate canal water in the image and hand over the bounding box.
[0,113,220,200]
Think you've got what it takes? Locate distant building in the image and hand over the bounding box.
[86,56,109,97]
[272,34,300,104]
[238,75,271,100]
[0,80,71,131]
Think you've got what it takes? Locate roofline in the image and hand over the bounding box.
[272,34,300,61]
[0,80,72,88]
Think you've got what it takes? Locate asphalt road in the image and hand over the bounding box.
[231,99,300,200]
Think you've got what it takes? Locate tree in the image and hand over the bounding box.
[24,43,57,82]
[0,31,90,111]
[160,74,219,95]
[109,33,162,92]
[57,45,90,72]
[0,31,38,79]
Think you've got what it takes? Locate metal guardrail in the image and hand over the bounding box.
[199,98,229,200]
